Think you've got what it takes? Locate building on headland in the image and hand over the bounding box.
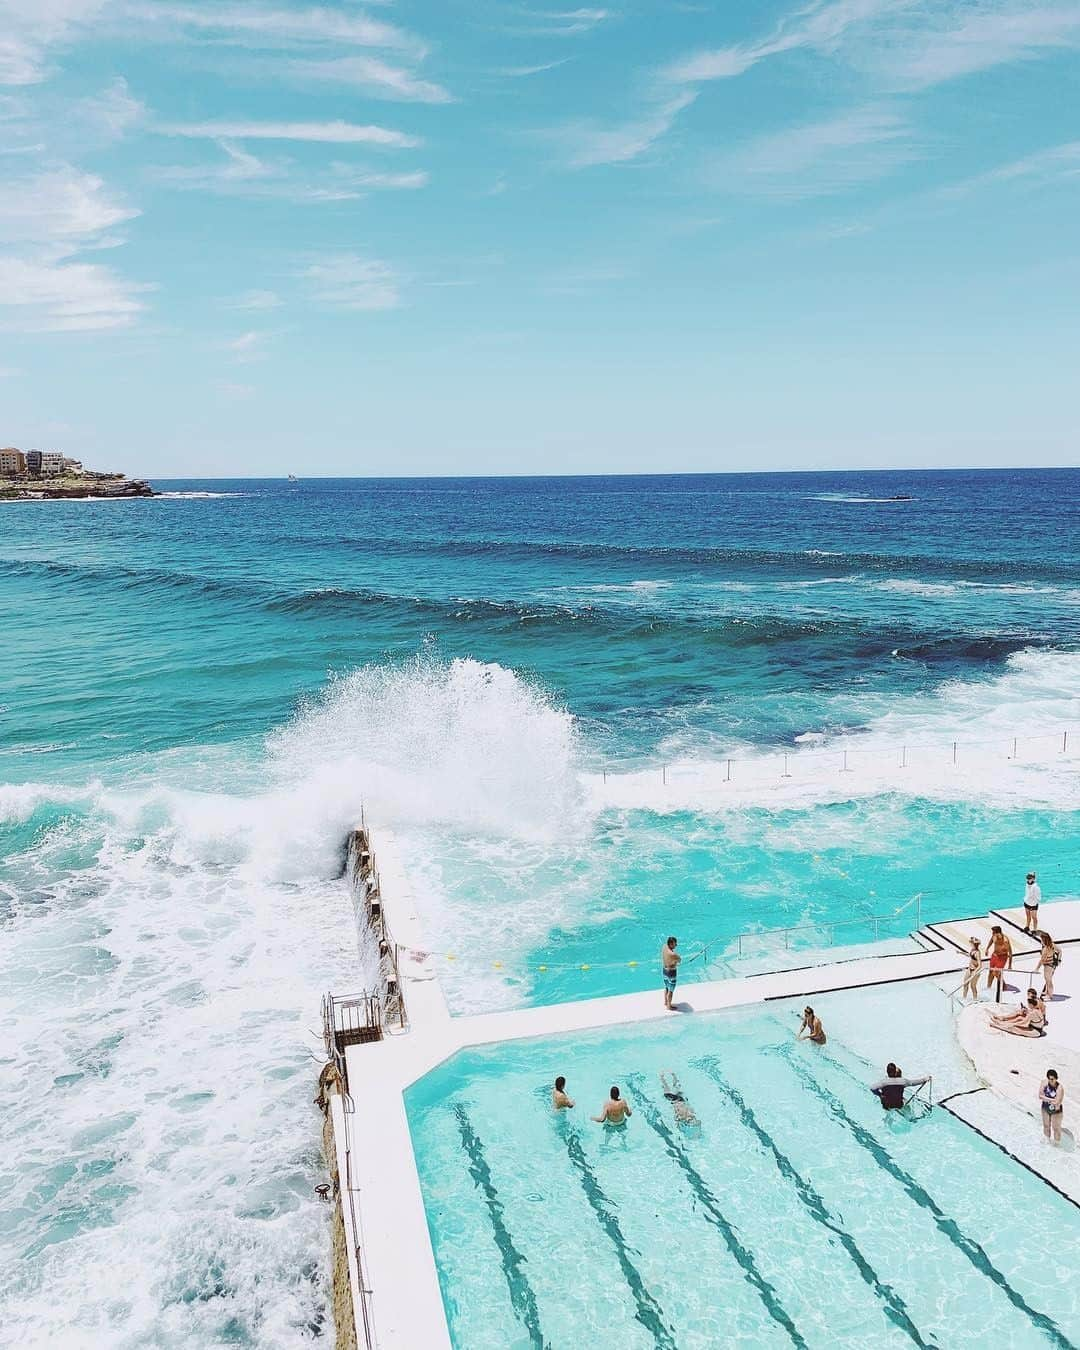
[0,447,26,477]
[24,449,42,476]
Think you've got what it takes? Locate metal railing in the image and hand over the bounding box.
[340,1092,378,1349]
[346,824,409,1032]
[595,726,1075,789]
[691,892,924,969]
[945,953,1046,1010]
[323,991,383,1085]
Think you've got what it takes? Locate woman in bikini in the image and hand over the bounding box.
[797,1007,826,1045]
[1038,931,1061,1001]
[962,936,982,1001]
[990,988,1046,1037]
[1039,1069,1064,1145]
[985,925,1012,996]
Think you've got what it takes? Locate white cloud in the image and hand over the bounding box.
[225,329,270,362]
[664,0,1080,90]
[0,161,145,331]
[875,4,1080,88]
[288,55,451,103]
[226,289,282,311]
[499,59,571,76]
[528,8,612,36]
[0,0,106,86]
[554,91,696,167]
[0,253,147,330]
[121,3,417,52]
[0,164,137,242]
[302,254,402,310]
[78,75,143,139]
[942,139,1080,196]
[152,143,428,201]
[709,107,917,198]
[160,119,420,147]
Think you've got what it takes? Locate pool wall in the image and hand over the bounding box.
[329,822,1080,1349]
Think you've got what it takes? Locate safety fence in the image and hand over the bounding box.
[593,725,1076,789]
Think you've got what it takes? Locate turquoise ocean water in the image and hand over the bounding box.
[2,469,1079,1344]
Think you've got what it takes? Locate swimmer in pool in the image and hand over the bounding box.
[552,1075,575,1110]
[660,1071,700,1127]
[797,1007,826,1045]
[870,1063,931,1112]
[592,1085,632,1126]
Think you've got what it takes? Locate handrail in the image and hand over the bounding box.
[690,892,924,968]
[340,1093,379,1348]
[594,725,1074,788]
[945,953,1046,1009]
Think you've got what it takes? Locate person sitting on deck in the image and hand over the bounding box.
[870,1063,931,1111]
[990,989,1047,1038]
[660,1071,700,1127]
[592,1085,632,1126]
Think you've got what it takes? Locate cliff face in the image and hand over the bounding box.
[0,477,155,499]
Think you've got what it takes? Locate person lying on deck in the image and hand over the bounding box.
[991,990,1047,1038]
[870,1063,931,1110]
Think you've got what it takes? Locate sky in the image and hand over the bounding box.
[1,0,1079,477]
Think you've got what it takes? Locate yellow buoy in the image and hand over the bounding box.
[628,960,638,967]
[493,961,503,969]
[581,963,590,971]
[446,953,456,961]
[538,964,547,972]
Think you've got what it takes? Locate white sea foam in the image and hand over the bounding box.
[156,491,248,499]
[589,649,1080,815]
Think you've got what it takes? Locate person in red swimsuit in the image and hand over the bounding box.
[986,924,1013,997]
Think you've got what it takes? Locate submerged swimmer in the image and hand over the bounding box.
[592,1085,632,1126]
[660,1071,700,1127]
[870,1063,931,1112]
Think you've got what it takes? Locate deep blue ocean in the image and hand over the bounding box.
[2,469,1078,1345]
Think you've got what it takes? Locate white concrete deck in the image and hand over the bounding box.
[337,831,1080,1347]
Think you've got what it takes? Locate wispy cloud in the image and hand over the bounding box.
[498,59,571,76]
[0,161,146,331]
[120,3,417,53]
[552,91,696,167]
[708,107,918,198]
[77,75,143,140]
[287,55,451,103]
[302,254,402,310]
[942,139,1080,196]
[0,0,106,87]
[664,0,1080,90]
[152,142,428,200]
[225,289,282,311]
[0,164,137,242]
[159,119,420,148]
[0,254,148,331]
[527,8,612,36]
[224,329,271,363]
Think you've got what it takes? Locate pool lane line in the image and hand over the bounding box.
[453,1105,548,1349]
[934,1098,1080,1214]
[624,1074,806,1350]
[559,1127,679,1350]
[775,1046,1076,1350]
[692,1056,933,1350]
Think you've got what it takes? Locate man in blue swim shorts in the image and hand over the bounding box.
[661,935,680,1010]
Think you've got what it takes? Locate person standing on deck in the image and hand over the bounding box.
[986,925,1013,997]
[962,936,982,1001]
[661,936,681,1010]
[1038,931,1062,1000]
[1039,1070,1064,1145]
[1023,871,1042,933]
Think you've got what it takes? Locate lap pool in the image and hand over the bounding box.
[405,981,1080,1349]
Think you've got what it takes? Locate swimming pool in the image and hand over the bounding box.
[406,982,1080,1349]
